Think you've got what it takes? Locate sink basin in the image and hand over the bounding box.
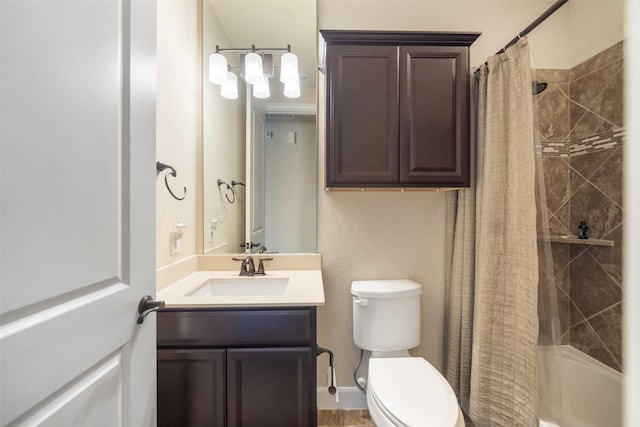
[187,276,290,297]
[156,264,324,307]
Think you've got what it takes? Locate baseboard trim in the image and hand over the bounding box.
[317,387,367,409]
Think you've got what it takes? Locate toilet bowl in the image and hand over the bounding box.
[351,280,464,427]
[367,357,464,427]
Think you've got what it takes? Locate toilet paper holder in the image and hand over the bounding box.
[317,346,337,395]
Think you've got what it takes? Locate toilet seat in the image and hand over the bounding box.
[367,357,459,427]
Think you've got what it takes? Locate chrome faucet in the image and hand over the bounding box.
[232,256,255,276]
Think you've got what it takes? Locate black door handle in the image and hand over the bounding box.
[137,295,165,324]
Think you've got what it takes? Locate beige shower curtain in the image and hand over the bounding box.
[445,37,539,427]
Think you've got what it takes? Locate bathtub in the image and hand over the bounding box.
[538,345,622,427]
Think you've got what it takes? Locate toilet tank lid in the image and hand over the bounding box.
[351,280,422,298]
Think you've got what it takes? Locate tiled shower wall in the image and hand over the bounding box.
[536,41,624,372]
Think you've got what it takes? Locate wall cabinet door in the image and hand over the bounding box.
[399,46,470,186]
[158,348,226,427]
[326,44,399,186]
[227,347,315,427]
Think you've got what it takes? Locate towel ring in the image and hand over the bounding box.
[156,161,187,201]
[217,179,236,204]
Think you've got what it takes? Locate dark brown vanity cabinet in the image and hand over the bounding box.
[322,31,480,188]
[157,307,317,427]
[158,348,226,426]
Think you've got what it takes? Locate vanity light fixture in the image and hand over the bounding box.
[209,44,300,99]
[220,71,239,99]
[284,77,301,99]
[208,52,228,85]
[243,51,264,85]
[279,51,299,85]
[253,75,271,99]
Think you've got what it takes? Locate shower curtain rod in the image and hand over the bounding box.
[496,0,569,54]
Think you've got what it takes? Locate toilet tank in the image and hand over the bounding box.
[351,280,422,352]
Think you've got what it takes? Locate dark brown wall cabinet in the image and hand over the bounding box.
[322,31,480,188]
[157,307,317,427]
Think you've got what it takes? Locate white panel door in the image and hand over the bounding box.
[247,106,266,252]
[0,1,157,426]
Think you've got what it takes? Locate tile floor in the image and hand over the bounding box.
[318,410,375,427]
[319,409,476,426]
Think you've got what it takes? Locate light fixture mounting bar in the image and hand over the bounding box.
[216,44,292,53]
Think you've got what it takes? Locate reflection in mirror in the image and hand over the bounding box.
[248,110,317,254]
[203,0,317,255]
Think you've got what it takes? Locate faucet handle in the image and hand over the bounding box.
[232,257,254,276]
[255,257,274,275]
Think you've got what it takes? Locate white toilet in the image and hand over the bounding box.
[351,280,465,427]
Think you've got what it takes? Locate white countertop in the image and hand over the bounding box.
[157,269,325,308]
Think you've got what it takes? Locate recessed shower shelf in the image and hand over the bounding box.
[543,235,614,247]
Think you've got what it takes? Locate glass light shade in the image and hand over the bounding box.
[283,77,300,99]
[208,53,228,85]
[244,52,264,85]
[280,52,299,84]
[220,72,238,99]
[253,76,270,99]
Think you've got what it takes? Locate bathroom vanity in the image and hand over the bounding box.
[157,306,317,426]
[155,262,324,427]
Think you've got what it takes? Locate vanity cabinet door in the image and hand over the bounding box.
[157,307,317,426]
[227,347,315,427]
[157,348,226,427]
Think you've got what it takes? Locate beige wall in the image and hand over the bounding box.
[150,0,639,419]
[316,50,446,387]
[155,0,626,390]
[318,0,560,68]
[568,0,625,67]
[319,0,624,70]
[156,0,201,269]
[316,0,625,388]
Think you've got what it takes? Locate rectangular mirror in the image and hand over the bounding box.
[203,0,317,255]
